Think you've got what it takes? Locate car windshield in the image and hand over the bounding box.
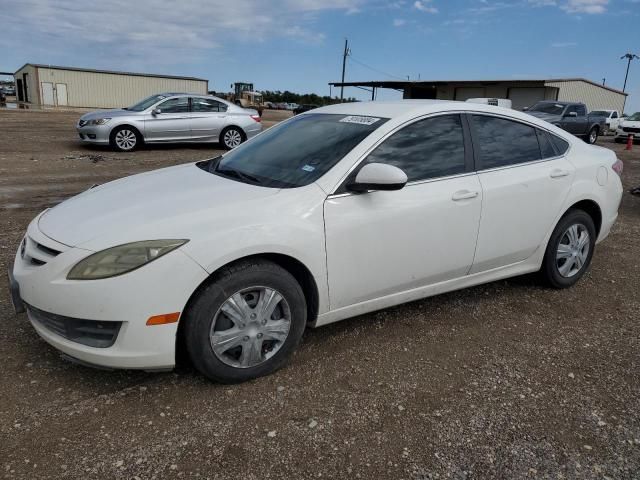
[126,94,168,111]
[529,103,565,115]
[590,111,609,116]
[198,113,388,188]
[627,112,640,121]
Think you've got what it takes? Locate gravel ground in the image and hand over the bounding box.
[0,108,639,480]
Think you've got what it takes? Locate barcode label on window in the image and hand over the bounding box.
[340,116,381,126]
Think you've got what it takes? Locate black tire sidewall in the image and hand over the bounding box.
[110,126,140,152]
[220,127,244,150]
[587,127,598,144]
[185,262,307,383]
[542,210,596,288]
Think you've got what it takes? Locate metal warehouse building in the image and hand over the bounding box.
[13,63,208,108]
[331,78,627,113]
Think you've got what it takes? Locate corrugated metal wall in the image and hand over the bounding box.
[545,80,626,113]
[27,67,208,108]
[431,83,557,110]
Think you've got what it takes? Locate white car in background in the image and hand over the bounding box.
[9,100,623,383]
[615,111,640,143]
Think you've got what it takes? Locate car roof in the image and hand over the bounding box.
[302,99,581,143]
[307,99,530,119]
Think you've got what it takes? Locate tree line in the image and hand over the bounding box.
[260,90,357,106]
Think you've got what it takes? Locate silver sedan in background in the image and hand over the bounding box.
[77,93,262,151]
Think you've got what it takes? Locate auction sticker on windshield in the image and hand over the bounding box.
[340,116,381,126]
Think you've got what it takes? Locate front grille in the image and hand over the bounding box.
[22,236,61,267]
[622,127,640,134]
[27,304,122,348]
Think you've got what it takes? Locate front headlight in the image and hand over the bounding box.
[85,117,112,126]
[67,239,188,280]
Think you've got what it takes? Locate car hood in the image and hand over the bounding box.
[525,111,561,122]
[621,120,640,128]
[79,109,138,121]
[38,162,281,249]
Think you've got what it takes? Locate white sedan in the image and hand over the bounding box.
[9,100,623,383]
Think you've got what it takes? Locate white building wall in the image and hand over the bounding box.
[27,66,207,108]
[546,80,626,113]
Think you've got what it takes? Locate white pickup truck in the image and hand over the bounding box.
[589,109,621,134]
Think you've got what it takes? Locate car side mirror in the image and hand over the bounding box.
[152,108,161,115]
[347,163,408,193]
[564,111,578,118]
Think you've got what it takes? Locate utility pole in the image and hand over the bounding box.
[340,38,349,102]
[621,53,639,93]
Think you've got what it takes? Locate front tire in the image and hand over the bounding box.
[184,260,307,383]
[110,126,141,152]
[540,209,596,289]
[220,126,245,150]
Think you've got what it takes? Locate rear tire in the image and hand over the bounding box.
[110,126,141,152]
[540,209,596,289]
[220,126,245,150]
[184,260,307,383]
[585,127,598,145]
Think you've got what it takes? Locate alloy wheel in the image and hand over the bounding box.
[115,129,137,150]
[209,287,292,368]
[223,129,243,149]
[589,129,598,144]
[556,223,590,278]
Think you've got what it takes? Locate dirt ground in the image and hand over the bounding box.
[1,108,639,480]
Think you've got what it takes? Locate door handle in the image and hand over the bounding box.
[452,190,479,201]
[550,169,570,179]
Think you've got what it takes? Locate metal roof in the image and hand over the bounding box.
[14,63,208,82]
[329,78,627,96]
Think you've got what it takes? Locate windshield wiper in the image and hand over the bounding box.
[216,166,262,185]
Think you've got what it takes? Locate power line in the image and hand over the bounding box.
[348,55,407,81]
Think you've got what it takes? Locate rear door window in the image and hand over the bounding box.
[192,98,228,113]
[471,115,541,170]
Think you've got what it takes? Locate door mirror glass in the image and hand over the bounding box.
[152,108,161,115]
[347,163,408,193]
[565,111,578,118]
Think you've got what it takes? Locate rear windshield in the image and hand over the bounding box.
[529,103,565,115]
[198,113,387,188]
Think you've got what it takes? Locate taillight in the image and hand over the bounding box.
[612,158,623,176]
[251,115,261,123]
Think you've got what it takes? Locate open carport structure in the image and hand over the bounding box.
[330,78,627,112]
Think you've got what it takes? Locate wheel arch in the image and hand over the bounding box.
[176,252,320,363]
[565,199,602,237]
[109,123,144,142]
[219,125,247,142]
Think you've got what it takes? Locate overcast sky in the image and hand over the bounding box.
[1,0,639,111]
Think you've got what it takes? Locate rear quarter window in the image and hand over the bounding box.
[549,134,570,155]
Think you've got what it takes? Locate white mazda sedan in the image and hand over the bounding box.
[9,101,623,383]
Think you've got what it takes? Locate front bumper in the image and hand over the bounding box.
[11,216,209,369]
[76,124,111,145]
